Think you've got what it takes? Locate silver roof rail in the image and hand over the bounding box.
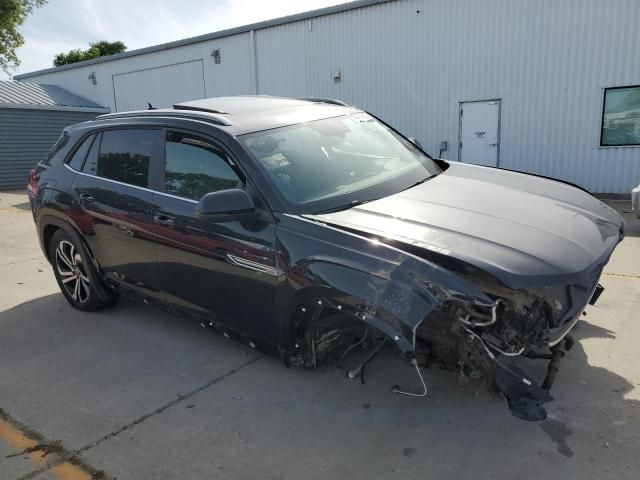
[299,97,350,107]
[96,109,233,126]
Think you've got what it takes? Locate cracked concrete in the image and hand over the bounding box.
[1,190,639,480]
[76,355,263,455]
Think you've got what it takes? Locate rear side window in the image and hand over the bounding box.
[43,131,70,165]
[67,135,95,171]
[82,129,157,188]
[164,132,242,200]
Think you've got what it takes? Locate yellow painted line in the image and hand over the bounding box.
[602,272,640,280]
[0,418,91,480]
[49,462,92,480]
[0,418,47,468]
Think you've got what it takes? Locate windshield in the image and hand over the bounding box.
[240,113,441,214]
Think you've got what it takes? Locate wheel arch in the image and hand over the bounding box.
[283,259,440,366]
[38,215,112,301]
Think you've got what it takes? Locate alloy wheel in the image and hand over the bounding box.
[55,239,90,303]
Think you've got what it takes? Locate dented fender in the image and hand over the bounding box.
[276,213,496,360]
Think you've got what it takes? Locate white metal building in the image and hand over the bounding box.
[14,0,640,193]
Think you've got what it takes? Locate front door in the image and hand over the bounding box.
[150,130,281,347]
[459,100,501,166]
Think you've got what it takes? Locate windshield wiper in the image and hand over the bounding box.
[317,199,372,214]
[316,174,438,215]
[401,173,438,192]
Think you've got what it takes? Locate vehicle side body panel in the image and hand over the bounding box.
[273,212,497,360]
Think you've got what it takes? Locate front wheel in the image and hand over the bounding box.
[49,229,118,311]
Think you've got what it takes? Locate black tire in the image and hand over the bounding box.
[49,229,118,311]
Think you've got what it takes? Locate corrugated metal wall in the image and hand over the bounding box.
[17,0,640,193]
[112,60,206,111]
[0,109,97,189]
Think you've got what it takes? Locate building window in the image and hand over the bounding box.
[601,86,640,146]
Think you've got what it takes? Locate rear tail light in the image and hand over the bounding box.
[27,169,37,196]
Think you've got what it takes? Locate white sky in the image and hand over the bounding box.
[4,0,353,80]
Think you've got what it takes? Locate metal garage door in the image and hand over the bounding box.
[113,60,206,112]
[0,109,97,189]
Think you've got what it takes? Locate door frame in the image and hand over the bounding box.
[458,98,502,166]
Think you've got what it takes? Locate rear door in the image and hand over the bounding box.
[70,128,164,304]
[150,129,281,347]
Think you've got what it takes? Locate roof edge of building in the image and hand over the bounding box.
[0,103,110,113]
[14,0,394,80]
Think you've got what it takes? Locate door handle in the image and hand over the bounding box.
[78,192,94,202]
[489,143,498,147]
[153,214,176,227]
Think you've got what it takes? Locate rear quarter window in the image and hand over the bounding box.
[43,130,70,165]
[67,135,95,171]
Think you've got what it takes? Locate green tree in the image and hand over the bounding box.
[90,40,126,57]
[53,40,127,67]
[0,0,46,73]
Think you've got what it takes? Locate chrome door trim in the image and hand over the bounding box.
[227,254,284,277]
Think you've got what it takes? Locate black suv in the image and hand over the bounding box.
[29,96,624,421]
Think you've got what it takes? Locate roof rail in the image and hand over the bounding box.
[173,103,229,115]
[299,97,350,107]
[96,109,233,126]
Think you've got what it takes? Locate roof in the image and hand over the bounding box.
[0,81,109,112]
[96,96,357,135]
[14,0,394,80]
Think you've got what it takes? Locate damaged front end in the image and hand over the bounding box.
[285,225,609,422]
[414,289,590,421]
[410,252,609,421]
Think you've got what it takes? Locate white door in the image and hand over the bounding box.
[113,60,206,112]
[459,100,500,166]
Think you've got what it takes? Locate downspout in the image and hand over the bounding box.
[250,29,259,95]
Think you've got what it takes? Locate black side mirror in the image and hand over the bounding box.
[196,189,255,218]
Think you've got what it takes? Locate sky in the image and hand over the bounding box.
[4,0,352,80]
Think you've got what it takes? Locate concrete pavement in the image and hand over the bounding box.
[0,190,638,480]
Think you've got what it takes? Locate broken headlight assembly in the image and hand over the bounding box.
[414,294,576,421]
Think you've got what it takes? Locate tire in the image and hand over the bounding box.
[49,229,118,311]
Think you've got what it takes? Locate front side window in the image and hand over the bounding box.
[164,132,242,201]
[240,113,441,213]
[82,129,156,188]
[601,86,640,146]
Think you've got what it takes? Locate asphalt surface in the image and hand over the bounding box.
[0,190,639,480]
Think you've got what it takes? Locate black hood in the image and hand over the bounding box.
[308,162,624,289]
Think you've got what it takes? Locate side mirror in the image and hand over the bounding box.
[196,189,255,217]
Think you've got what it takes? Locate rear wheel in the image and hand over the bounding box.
[49,229,117,311]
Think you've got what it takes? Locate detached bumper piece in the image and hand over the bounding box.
[492,363,552,421]
[492,336,574,421]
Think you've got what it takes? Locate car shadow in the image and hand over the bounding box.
[9,202,32,212]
